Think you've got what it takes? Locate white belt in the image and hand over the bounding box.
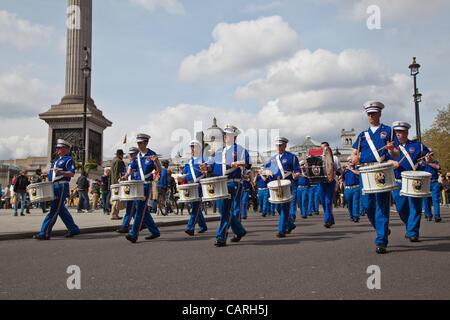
[258,188,268,191]
[345,185,360,189]
[395,179,402,183]
[297,185,309,188]
[228,179,242,183]
[53,181,68,185]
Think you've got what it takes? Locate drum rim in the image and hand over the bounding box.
[178,183,200,189]
[359,162,394,171]
[119,180,145,185]
[267,180,291,188]
[401,171,432,178]
[200,176,229,183]
[27,182,53,189]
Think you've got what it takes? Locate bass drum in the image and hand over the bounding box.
[306,147,335,183]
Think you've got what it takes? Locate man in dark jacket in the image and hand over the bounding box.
[110,150,125,220]
[101,168,111,215]
[13,170,30,216]
[76,171,91,213]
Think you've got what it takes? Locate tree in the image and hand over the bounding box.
[422,104,450,174]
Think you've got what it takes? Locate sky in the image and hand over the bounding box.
[0,0,449,161]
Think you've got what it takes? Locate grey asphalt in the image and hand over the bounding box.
[0,206,449,300]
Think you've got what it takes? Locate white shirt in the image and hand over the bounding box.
[370,125,380,134]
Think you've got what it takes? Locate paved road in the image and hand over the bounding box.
[1,207,449,300]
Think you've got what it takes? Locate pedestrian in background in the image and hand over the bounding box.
[101,167,111,215]
[91,179,101,210]
[110,149,125,220]
[13,170,30,216]
[76,171,91,213]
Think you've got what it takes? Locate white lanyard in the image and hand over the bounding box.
[364,131,381,163]
[399,145,415,170]
[276,154,287,179]
[222,149,227,177]
[189,158,204,182]
[137,152,152,181]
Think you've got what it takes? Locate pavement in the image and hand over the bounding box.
[1,205,449,300]
[0,205,220,240]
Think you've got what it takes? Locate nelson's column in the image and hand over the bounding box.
[39,0,112,167]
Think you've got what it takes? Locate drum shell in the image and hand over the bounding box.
[200,176,231,201]
[267,179,293,204]
[359,163,398,194]
[400,171,432,198]
[110,184,121,201]
[177,183,201,203]
[27,182,55,203]
[119,180,145,201]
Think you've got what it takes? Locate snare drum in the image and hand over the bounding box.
[200,176,231,201]
[359,162,397,194]
[110,184,121,201]
[27,182,55,203]
[400,171,432,198]
[177,183,201,203]
[268,179,293,204]
[119,180,145,201]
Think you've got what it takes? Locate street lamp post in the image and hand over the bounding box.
[409,57,422,142]
[81,47,91,174]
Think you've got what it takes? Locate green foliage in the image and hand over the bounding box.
[422,104,450,174]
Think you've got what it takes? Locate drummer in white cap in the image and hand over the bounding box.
[420,150,442,222]
[200,125,250,247]
[262,136,300,238]
[178,139,208,236]
[34,139,80,240]
[116,146,140,234]
[387,121,432,242]
[123,133,162,243]
[342,156,361,222]
[351,101,399,254]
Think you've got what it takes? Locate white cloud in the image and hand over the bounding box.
[0,135,47,160]
[0,67,62,118]
[178,16,300,81]
[129,0,185,15]
[0,10,53,49]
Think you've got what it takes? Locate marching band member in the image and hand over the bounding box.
[116,147,139,234]
[123,133,162,243]
[387,121,431,242]
[351,101,399,254]
[318,142,341,228]
[200,125,250,247]
[178,140,208,236]
[241,170,252,220]
[262,137,300,238]
[308,182,319,216]
[254,166,270,217]
[420,151,442,222]
[343,157,360,222]
[34,139,80,240]
[297,160,311,219]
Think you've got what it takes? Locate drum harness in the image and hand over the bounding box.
[137,151,153,184]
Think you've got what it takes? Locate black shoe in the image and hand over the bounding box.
[215,239,226,247]
[376,246,387,254]
[231,232,246,243]
[26,210,30,214]
[33,234,50,240]
[42,210,48,214]
[198,229,207,234]
[409,236,420,242]
[261,214,266,217]
[126,234,137,243]
[302,215,307,219]
[324,222,332,228]
[349,218,355,222]
[184,229,194,236]
[354,218,359,223]
[20,214,25,216]
[242,216,247,220]
[287,225,296,234]
[116,228,129,234]
[65,231,80,238]
[277,232,286,238]
[308,214,312,217]
[435,217,442,223]
[388,229,391,236]
[145,234,160,240]
[427,217,432,221]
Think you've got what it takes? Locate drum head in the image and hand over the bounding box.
[323,147,335,182]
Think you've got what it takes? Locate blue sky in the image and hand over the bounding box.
[0,0,449,160]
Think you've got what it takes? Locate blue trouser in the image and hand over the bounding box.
[102,190,111,214]
[258,189,269,215]
[318,181,336,224]
[270,203,275,215]
[308,185,319,214]
[121,200,137,231]
[274,201,295,233]
[290,187,298,221]
[39,183,80,238]
[77,190,90,211]
[129,184,160,240]
[187,200,207,232]
[345,186,360,220]
[423,181,440,219]
[14,193,29,215]
[392,182,423,238]
[216,181,246,241]
[241,189,249,218]
[360,175,390,246]
[297,186,309,217]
